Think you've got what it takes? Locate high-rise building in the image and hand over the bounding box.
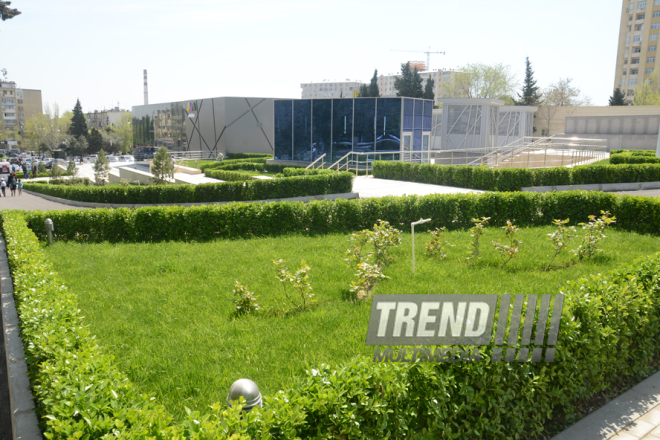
[85,107,130,130]
[614,0,660,104]
[377,69,461,105]
[301,80,366,99]
[1,80,42,134]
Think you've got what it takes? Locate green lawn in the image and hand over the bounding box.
[181,159,215,169]
[46,226,660,420]
[587,158,611,166]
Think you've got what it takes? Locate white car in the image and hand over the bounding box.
[107,156,119,163]
[121,155,135,164]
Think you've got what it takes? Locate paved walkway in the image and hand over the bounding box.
[0,192,84,211]
[353,176,483,198]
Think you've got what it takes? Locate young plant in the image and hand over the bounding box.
[67,160,78,177]
[273,259,314,312]
[426,227,452,260]
[467,217,490,261]
[572,211,617,261]
[545,218,578,270]
[492,221,521,267]
[370,220,402,267]
[349,262,390,300]
[93,150,111,185]
[232,281,259,317]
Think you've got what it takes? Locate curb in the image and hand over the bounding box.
[0,235,42,440]
[22,191,360,209]
[522,181,660,193]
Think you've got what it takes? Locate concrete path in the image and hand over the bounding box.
[612,189,660,198]
[0,192,84,211]
[353,176,483,198]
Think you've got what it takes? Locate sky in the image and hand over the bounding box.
[1,0,623,113]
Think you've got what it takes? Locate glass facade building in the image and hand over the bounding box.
[274,98,433,162]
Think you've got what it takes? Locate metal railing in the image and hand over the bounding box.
[328,151,402,176]
[306,153,327,169]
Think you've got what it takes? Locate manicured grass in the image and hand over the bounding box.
[46,226,660,420]
[182,159,215,169]
[588,158,611,166]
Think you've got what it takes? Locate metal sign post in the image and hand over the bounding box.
[411,218,431,274]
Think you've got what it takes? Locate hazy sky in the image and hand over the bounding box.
[2,0,622,113]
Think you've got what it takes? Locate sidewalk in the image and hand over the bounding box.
[0,192,84,211]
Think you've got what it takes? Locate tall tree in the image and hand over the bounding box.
[633,70,660,105]
[87,128,103,154]
[515,57,541,106]
[23,104,72,152]
[358,84,369,98]
[537,78,591,136]
[444,63,517,100]
[69,99,88,139]
[609,88,626,106]
[368,69,379,97]
[0,1,20,21]
[422,78,435,100]
[394,62,424,98]
[93,150,111,184]
[151,146,174,184]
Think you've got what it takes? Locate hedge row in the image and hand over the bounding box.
[610,149,655,155]
[279,168,336,177]
[203,162,303,176]
[5,210,660,438]
[204,169,253,182]
[610,154,660,165]
[200,158,268,171]
[22,191,660,243]
[23,172,354,205]
[226,152,273,160]
[372,161,660,191]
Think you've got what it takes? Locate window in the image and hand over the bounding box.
[625,59,629,64]
[652,34,659,40]
[638,24,644,30]
[640,0,647,8]
[631,2,636,9]
[653,22,660,28]
[648,56,656,62]
[647,68,655,73]
[654,11,660,17]
[627,36,632,43]
[628,90,635,95]
[651,45,658,50]
[632,69,639,74]
[630,78,638,85]
[633,58,640,63]
[638,13,646,18]
[634,35,642,42]
[635,47,643,52]
[17,99,22,104]
[656,0,660,4]
[17,106,22,110]
[18,114,23,118]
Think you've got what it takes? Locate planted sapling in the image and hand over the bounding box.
[492,221,521,267]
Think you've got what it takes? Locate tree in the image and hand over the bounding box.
[368,69,379,97]
[87,128,103,154]
[0,1,20,21]
[423,78,435,100]
[633,70,660,105]
[67,160,78,177]
[93,150,110,184]
[151,147,174,184]
[609,88,627,106]
[101,128,122,153]
[114,112,133,153]
[515,57,541,106]
[537,78,592,136]
[394,62,424,98]
[444,63,517,100]
[69,99,88,139]
[358,84,369,98]
[23,104,72,153]
[68,135,88,158]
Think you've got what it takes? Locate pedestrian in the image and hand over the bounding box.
[17,179,22,196]
[9,173,16,196]
[22,164,28,179]
[0,178,6,197]
[32,163,37,179]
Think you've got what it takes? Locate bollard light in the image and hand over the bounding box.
[227,379,262,412]
[411,218,432,275]
[44,218,54,245]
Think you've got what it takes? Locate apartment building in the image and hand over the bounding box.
[614,0,660,103]
[301,80,366,99]
[85,107,130,130]
[377,69,460,105]
[1,81,42,133]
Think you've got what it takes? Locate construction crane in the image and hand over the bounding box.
[391,47,445,71]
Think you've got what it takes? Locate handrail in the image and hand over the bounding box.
[306,153,326,169]
[329,152,353,170]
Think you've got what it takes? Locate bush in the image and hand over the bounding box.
[204,169,253,182]
[200,158,269,171]
[203,162,304,176]
[5,209,660,439]
[226,153,273,160]
[610,154,660,165]
[23,172,354,205]
[279,168,337,177]
[372,161,660,191]
[48,178,92,186]
[610,149,655,155]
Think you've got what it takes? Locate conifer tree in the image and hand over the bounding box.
[151,146,174,184]
[368,69,379,97]
[515,57,541,106]
[609,88,626,106]
[359,84,369,97]
[69,99,88,138]
[394,62,424,98]
[93,150,110,184]
[423,78,435,100]
[87,128,104,154]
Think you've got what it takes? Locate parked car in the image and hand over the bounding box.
[121,155,135,164]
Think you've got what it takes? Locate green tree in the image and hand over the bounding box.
[444,63,517,99]
[537,78,591,136]
[0,1,20,21]
[394,62,424,98]
[515,57,541,106]
[633,70,660,105]
[93,150,111,184]
[114,112,133,153]
[368,69,379,97]
[423,78,435,100]
[151,146,174,184]
[609,88,626,106]
[23,104,72,153]
[68,135,88,157]
[69,99,88,139]
[358,84,369,98]
[87,128,103,154]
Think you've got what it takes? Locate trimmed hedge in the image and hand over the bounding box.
[22,191,660,243]
[610,149,655,155]
[203,162,303,176]
[23,172,354,205]
[226,153,273,160]
[610,154,660,165]
[5,210,660,438]
[372,161,660,191]
[279,168,337,177]
[200,158,268,171]
[204,169,253,181]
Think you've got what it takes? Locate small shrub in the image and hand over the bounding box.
[370,220,402,267]
[232,281,260,317]
[467,217,490,261]
[425,227,452,260]
[572,211,617,261]
[67,160,78,177]
[37,162,46,173]
[546,219,578,270]
[215,152,225,161]
[273,259,314,312]
[49,164,62,178]
[93,150,111,184]
[492,221,521,267]
[120,178,131,187]
[151,147,174,184]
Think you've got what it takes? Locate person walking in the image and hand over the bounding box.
[22,163,28,179]
[17,179,22,196]
[8,172,16,196]
[31,163,37,179]
[0,178,6,197]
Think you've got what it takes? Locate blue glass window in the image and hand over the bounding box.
[423,101,432,131]
[274,100,292,160]
[353,98,376,153]
[414,100,423,130]
[293,100,311,161]
[332,99,353,162]
[312,100,332,162]
[376,98,402,151]
[403,99,413,132]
